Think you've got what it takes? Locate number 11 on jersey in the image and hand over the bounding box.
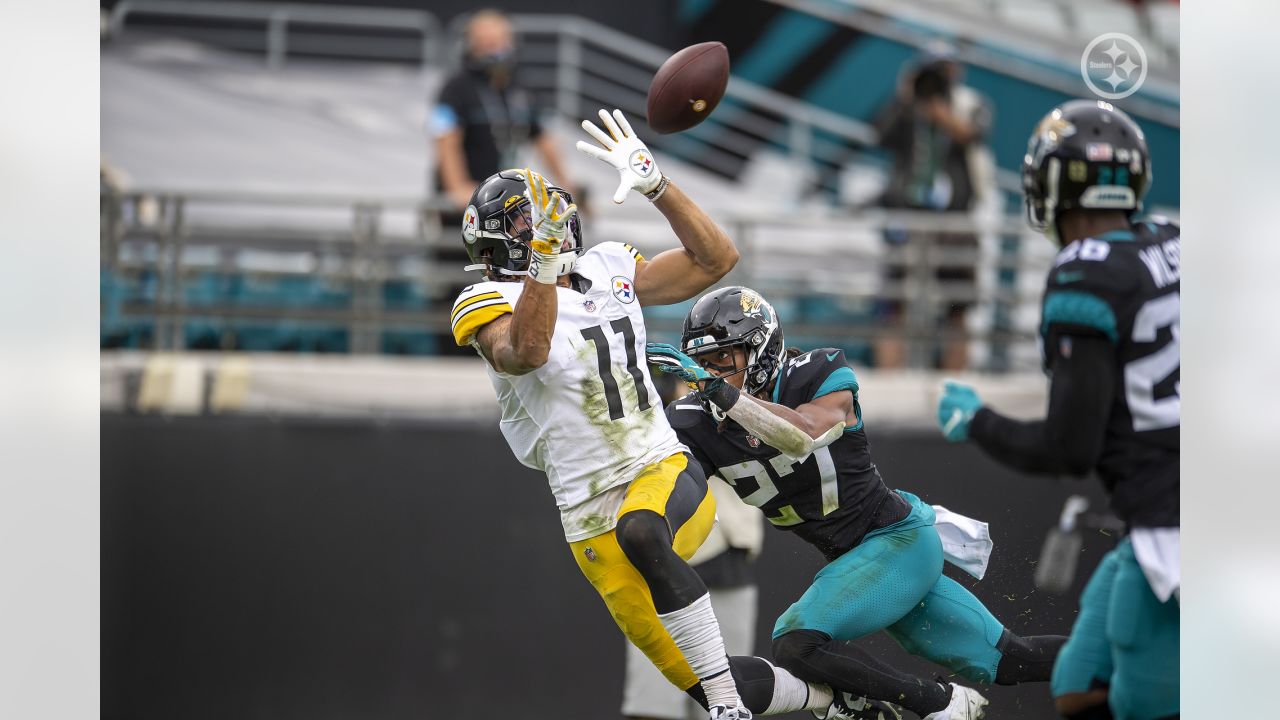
[581,316,652,421]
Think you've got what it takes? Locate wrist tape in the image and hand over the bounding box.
[701,378,741,412]
[528,246,574,284]
[643,175,671,202]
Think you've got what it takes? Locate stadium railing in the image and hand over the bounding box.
[107,0,443,69]
[100,187,1050,370]
[99,2,1067,370]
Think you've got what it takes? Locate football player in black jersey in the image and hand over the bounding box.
[648,286,1067,720]
[936,100,1179,720]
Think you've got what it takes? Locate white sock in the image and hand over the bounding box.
[765,663,833,714]
[657,594,741,708]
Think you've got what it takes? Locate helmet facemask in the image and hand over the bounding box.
[462,169,583,281]
[681,287,786,421]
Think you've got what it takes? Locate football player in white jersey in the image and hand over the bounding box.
[450,110,871,720]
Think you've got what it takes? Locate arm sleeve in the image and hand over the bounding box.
[967,334,1115,476]
[430,79,465,138]
[450,284,514,346]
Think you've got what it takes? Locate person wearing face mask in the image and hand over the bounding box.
[432,9,572,212]
[427,9,575,356]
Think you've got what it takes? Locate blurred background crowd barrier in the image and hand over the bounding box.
[101,0,1179,373]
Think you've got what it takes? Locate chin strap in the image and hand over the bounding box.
[702,380,844,460]
[464,249,585,280]
[463,263,526,276]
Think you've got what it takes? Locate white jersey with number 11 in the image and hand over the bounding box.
[451,242,687,541]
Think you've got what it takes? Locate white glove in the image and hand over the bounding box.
[524,168,579,284]
[575,108,665,204]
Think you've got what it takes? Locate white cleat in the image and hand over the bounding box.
[814,691,905,720]
[709,705,754,720]
[922,683,988,720]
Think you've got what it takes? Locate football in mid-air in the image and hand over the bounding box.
[646,41,730,134]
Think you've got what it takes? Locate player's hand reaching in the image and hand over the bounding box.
[646,343,711,386]
[938,380,983,442]
[523,169,579,284]
[576,109,665,204]
[525,168,577,250]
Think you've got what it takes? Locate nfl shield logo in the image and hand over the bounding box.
[583,299,596,312]
[584,547,597,562]
[611,276,635,304]
[747,435,760,448]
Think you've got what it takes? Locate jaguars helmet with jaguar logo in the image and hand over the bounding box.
[681,286,785,399]
[1022,99,1152,243]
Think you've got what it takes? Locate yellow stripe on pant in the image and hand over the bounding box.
[569,453,718,691]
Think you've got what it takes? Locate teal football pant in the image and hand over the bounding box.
[1051,538,1180,719]
[772,492,1006,683]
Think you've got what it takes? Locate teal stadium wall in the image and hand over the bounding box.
[677,0,1180,210]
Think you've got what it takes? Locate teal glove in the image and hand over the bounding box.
[938,381,983,442]
[646,343,712,385]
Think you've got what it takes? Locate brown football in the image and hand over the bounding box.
[646,41,730,134]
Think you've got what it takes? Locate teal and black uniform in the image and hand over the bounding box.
[668,348,1063,716]
[967,219,1181,719]
[971,219,1179,527]
[669,348,910,561]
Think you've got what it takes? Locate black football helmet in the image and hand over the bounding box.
[681,286,785,399]
[1022,99,1152,243]
[460,168,583,281]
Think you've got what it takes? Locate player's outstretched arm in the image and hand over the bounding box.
[575,108,738,306]
[714,389,847,460]
[750,391,851,440]
[635,181,740,306]
[938,334,1114,475]
[647,343,847,459]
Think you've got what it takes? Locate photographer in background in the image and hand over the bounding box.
[873,48,994,371]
